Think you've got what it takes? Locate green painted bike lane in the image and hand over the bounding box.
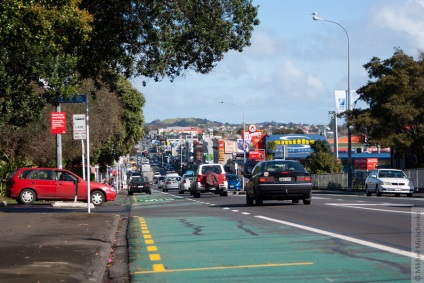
[127,192,412,282]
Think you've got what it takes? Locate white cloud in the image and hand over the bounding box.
[375,0,424,47]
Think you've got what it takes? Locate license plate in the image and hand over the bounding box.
[137,185,144,188]
[279,177,291,181]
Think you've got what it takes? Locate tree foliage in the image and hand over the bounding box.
[304,140,343,174]
[0,0,93,128]
[349,48,424,167]
[78,0,260,85]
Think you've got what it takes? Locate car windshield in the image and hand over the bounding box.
[378,170,405,178]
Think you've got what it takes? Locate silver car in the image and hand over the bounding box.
[365,169,414,197]
[163,175,181,192]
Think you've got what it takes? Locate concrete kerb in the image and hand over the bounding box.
[52,201,95,209]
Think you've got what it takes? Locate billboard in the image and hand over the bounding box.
[266,134,330,159]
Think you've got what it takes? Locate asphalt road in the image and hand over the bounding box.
[127,187,421,282]
[1,187,422,282]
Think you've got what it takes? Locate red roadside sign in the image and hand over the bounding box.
[50,112,66,134]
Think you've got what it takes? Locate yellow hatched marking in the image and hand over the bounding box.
[147,246,158,252]
[153,264,165,272]
[134,216,165,272]
[149,254,161,261]
[133,262,314,274]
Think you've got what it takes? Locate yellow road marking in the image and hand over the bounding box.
[147,246,158,252]
[153,264,166,272]
[149,254,161,261]
[145,239,154,245]
[133,262,313,274]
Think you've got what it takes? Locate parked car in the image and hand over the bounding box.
[244,160,312,206]
[157,176,166,189]
[190,163,228,198]
[178,173,194,194]
[163,175,181,192]
[226,174,242,191]
[5,168,117,206]
[128,176,151,195]
[365,169,414,197]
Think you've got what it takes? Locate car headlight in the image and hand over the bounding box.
[409,181,414,187]
[381,181,391,185]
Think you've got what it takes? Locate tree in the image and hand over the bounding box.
[0,0,93,128]
[78,0,260,85]
[349,48,424,167]
[304,140,343,174]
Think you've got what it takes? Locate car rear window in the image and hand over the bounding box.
[263,162,305,172]
[201,166,222,174]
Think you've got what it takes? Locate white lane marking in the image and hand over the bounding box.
[231,210,240,212]
[241,212,251,215]
[326,203,414,214]
[255,215,414,259]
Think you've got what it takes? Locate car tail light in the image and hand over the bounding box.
[197,175,203,182]
[259,176,274,183]
[297,176,311,182]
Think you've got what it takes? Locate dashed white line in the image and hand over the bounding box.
[255,215,414,259]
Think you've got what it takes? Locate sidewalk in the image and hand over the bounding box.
[0,192,129,283]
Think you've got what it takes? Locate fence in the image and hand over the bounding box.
[311,168,424,191]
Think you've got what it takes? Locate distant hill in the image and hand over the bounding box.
[147,118,223,128]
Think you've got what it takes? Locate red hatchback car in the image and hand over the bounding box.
[6,168,117,206]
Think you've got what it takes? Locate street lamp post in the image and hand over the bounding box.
[312,12,353,190]
[219,101,246,193]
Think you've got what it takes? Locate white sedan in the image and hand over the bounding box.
[365,169,414,197]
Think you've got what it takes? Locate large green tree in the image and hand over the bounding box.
[0,0,93,128]
[78,0,260,85]
[349,48,424,167]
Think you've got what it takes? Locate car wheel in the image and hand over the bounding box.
[376,185,382,197]
[91,191,105,206]
[255,194,263,206]
[303,198,311,205]
[19,189,36,205]
[246,193,254,205]
[407,193,413,197]
[365,185,371,196]
[220,190,228,197]
[128,191,133,196]
[163,188,165,192]
[292,199,299,204]
[194,191,201,198]
[395,193,400,197]
[148,190,152,195]
[178,190,184,194]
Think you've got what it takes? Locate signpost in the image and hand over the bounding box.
[50,112,66,134]
[73,114,86,140]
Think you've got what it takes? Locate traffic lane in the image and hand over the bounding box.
[168,191,414,252]
[128,190,411,283]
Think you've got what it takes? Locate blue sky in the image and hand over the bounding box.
[133,0,424,126]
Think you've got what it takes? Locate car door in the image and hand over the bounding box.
[367,170,378,191]
[27,170,58,200]
[55,170,79,200]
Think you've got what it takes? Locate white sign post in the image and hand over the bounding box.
[73,114,86,140]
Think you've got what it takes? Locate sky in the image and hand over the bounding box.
[132,0,424,126]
